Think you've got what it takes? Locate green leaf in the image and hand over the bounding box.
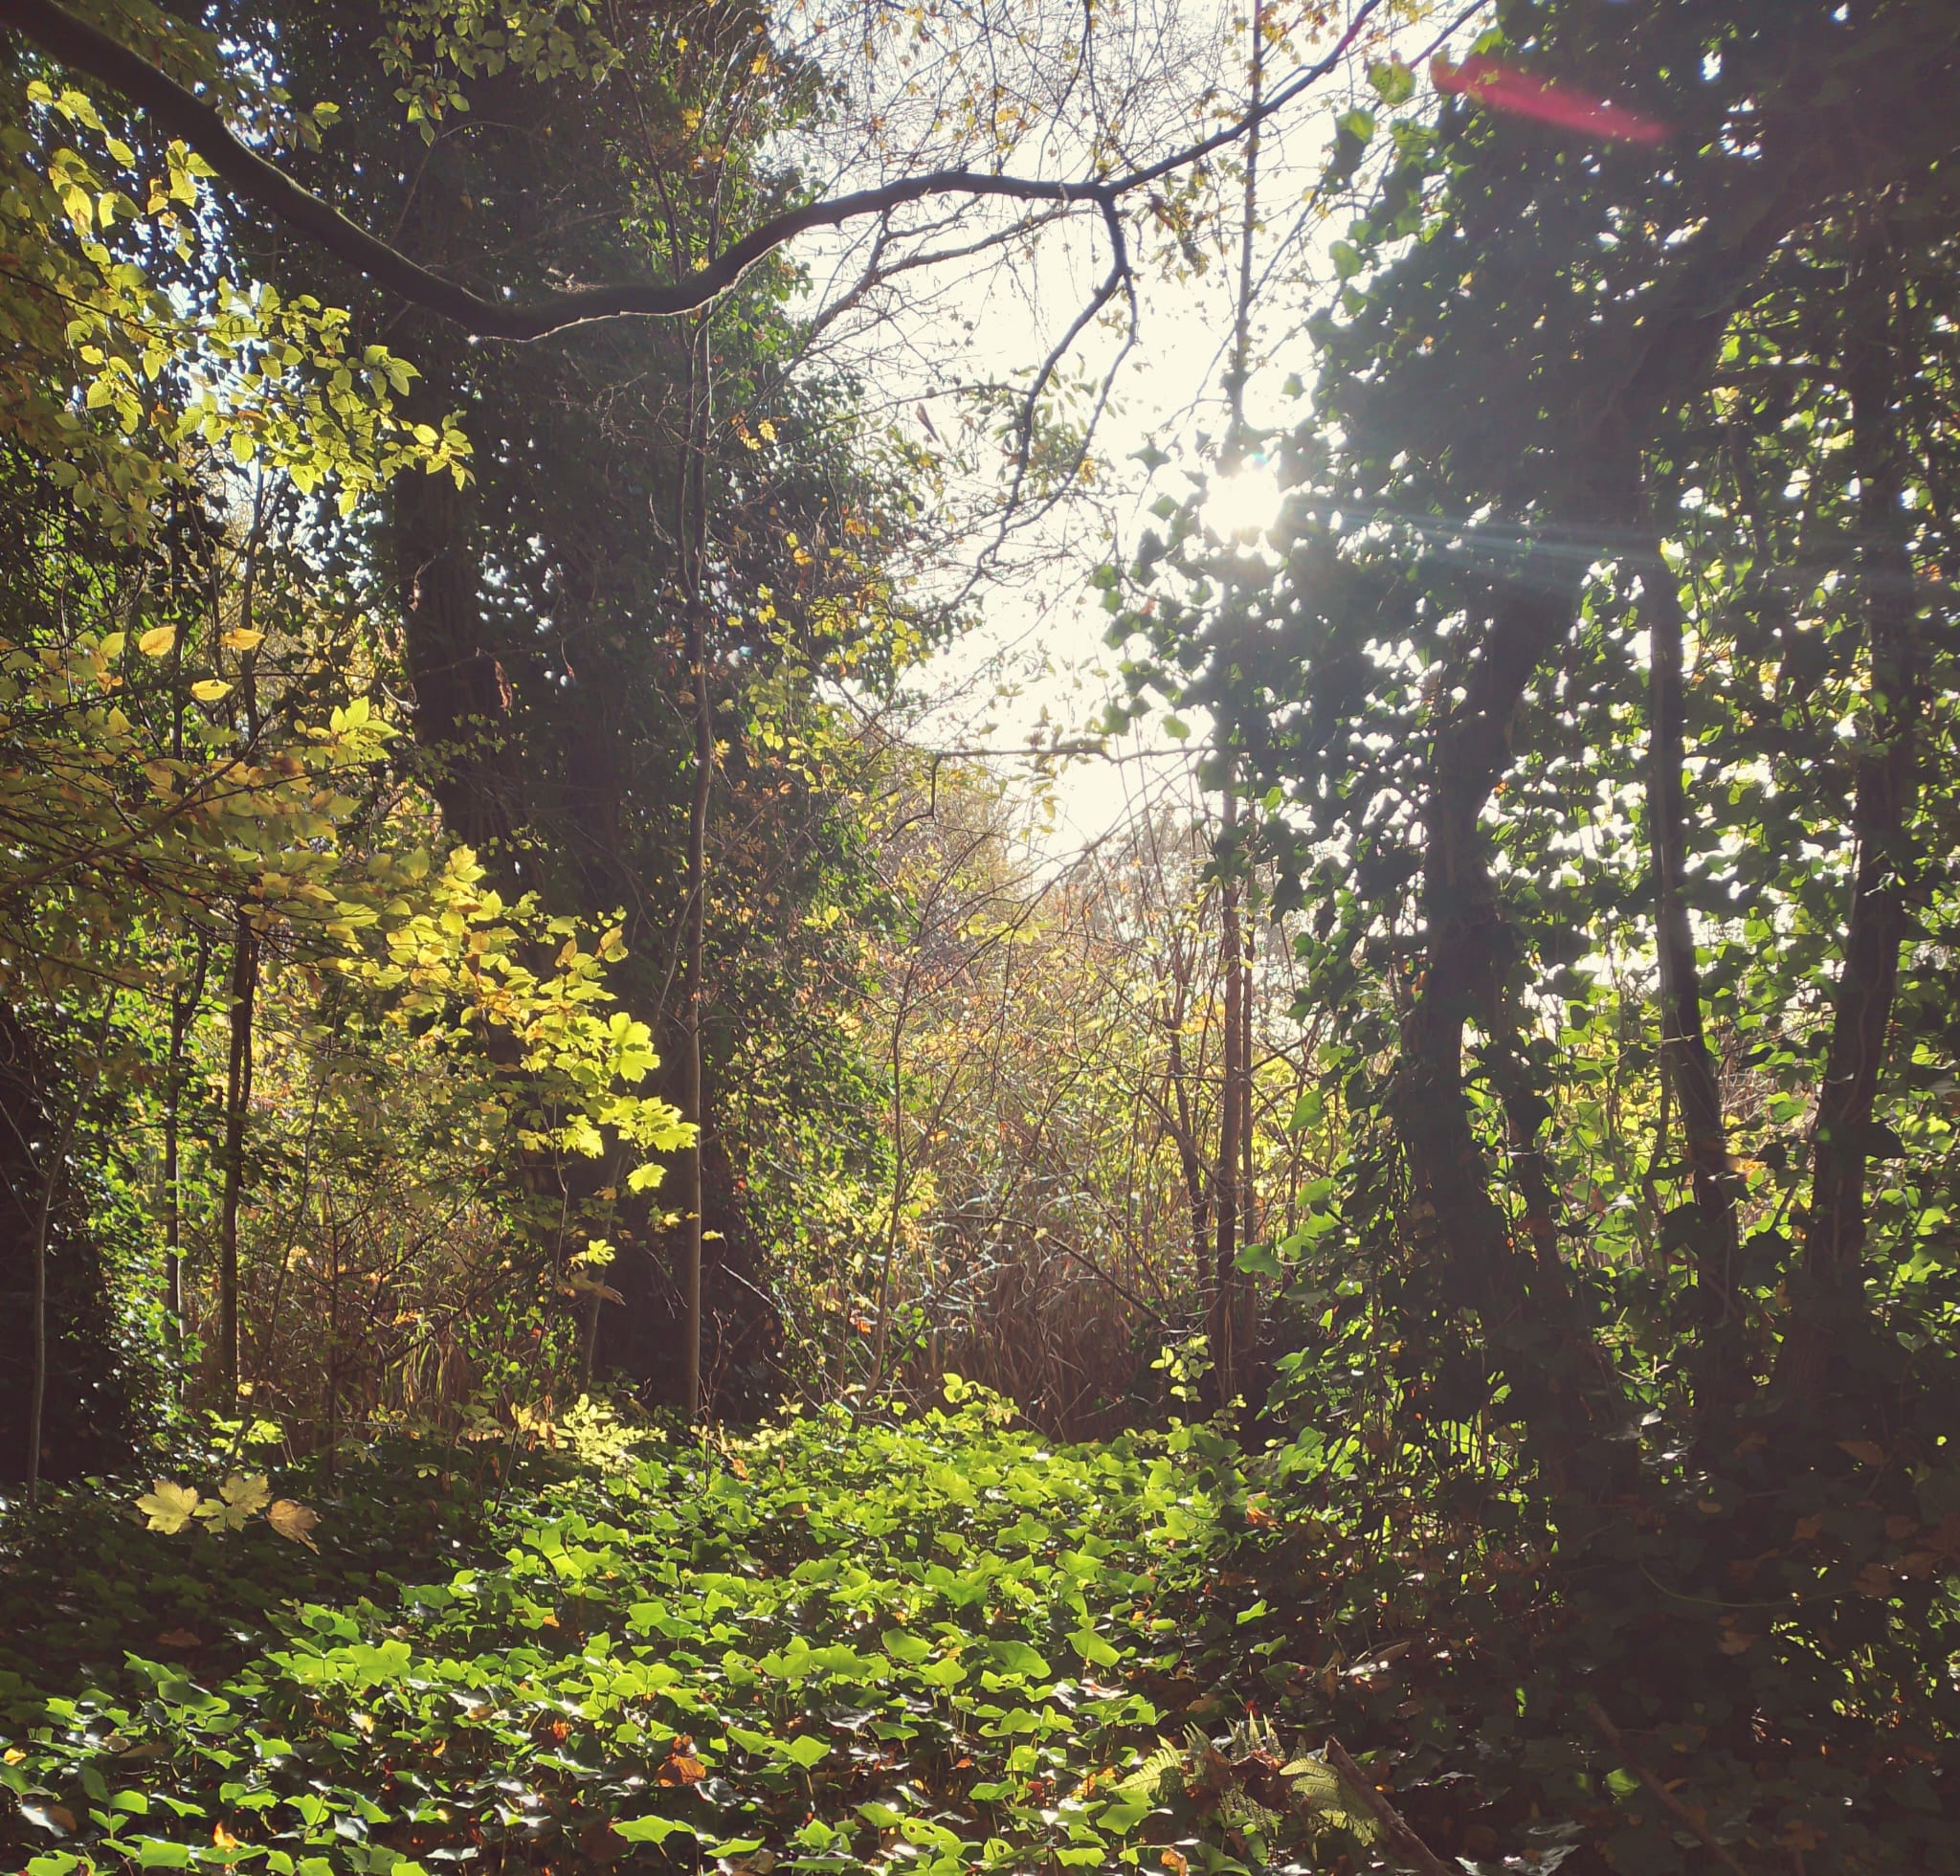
[989,1640,1052,1678]
[1068,1628,1122,1668]
[612,1817,696,1846]
[1367,57,1415,105]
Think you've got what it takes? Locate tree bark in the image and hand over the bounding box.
[1209,780,1245,1401]
[1392,585,1634,1472]
[679,311,714,1422]
[390,466,520,857]
[217,910,258,1405]
[1775,248,1925,1406]
[1641,531,1745,1403]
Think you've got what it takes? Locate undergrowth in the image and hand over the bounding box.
[0,1394,1385,1876]
[6,1392,1956,1876]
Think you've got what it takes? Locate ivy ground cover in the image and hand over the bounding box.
[3,1400,1373,1876]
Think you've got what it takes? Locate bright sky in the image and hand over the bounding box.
[777,0,1472,857]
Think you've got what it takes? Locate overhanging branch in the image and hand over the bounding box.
[2,0,1382,342]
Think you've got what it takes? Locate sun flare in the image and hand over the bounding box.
[1201,461,1283,541]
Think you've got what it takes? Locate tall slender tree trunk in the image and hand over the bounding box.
[163,982,189,1364]
[218,909,258,1405]
[678,310,714,1422]
[1776,248,1925,1406]
[162,935,210,1378]
[1236,834,1257,1362]
[1210,782,1245,1399]
[1204,0,1262,1407]
[27,991,118,1503]
[1640,529,1744,1404]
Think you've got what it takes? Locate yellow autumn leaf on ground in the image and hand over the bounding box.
[268,1499,321,1550]
[189,680,232,703]
[137,625,176,657]
[135,1480,200,1532]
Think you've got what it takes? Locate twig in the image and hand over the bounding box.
[7,0,1385,341]
[1324,1737,1455,1876]
[1582,1698,1747,1876]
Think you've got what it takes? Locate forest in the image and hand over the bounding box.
[2,0,1957,1871]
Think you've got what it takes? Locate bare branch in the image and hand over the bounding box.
[4,0,1383,342]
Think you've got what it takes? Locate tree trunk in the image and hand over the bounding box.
[390,463,520,857]
[1640,528,1746,1405]
[1393,586,1629,1472]
[678,310,714,1422]
[1209,781,1245,1401]
[162,934,209,1380]
[218,910,258,1405]
[1775,249,1925,1406]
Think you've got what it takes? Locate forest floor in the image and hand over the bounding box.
[0,1396,1500,1876]
[1,1393,1790,1876]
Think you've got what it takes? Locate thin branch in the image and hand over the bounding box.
[5,0,1383,342]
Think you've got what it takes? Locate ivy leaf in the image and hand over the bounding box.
[135,1481,200,1533]
[612,1817,695,1845]
[1069,1627,1122,1668]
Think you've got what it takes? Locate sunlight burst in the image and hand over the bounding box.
[1202,461,1283,542]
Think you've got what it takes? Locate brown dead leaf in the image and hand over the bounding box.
[156,1628,205,1650]
[658,1751,706,1786]
[267,1499,320,1551]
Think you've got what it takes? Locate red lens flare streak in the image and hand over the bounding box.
[1432,55,1670,145]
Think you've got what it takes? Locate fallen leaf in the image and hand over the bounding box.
[155,1628,205,1650]
[1854,1562,1898,1597]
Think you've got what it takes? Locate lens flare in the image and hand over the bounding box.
[1433,56,1669,146]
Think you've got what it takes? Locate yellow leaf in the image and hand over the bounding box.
[190,680,232,703]
[135,1480,200,1533]
[137,625,177,657]
[267,1499,321,1551]
[222,628,265,651]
